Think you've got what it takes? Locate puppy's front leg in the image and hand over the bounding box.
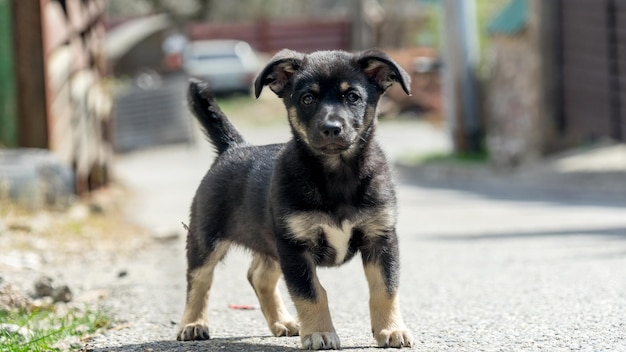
[279,242,340,350]
[362,233,414,348]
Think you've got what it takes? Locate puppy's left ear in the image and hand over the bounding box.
[254,49,305,98]
[356,49,411,95]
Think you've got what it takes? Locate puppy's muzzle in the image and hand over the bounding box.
[313,118,354,154]
[321,120,343,138]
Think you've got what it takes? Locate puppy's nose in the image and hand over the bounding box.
[321,120,343,138]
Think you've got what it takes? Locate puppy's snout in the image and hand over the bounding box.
[321,120,343,138]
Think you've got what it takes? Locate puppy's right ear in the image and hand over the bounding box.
[254,49,304,98]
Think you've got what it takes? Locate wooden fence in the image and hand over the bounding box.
[4,0,112,193]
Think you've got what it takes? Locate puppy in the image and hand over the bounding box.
[177,49,414,350]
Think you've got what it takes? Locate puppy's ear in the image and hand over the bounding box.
[356,49,411,95]
[254,49,305,98]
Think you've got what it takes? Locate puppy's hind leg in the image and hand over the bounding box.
[247,254,300,337]
[178,241,230,341]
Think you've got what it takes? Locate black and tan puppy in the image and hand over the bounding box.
[177,49,414,349]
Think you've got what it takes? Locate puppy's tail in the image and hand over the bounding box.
[188,79,247,155]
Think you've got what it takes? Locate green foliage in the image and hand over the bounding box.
[0,307,110,352]
[414,0,514,62]
[416,4,442,48]
[476,0,510,55]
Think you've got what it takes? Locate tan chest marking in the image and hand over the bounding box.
[320,220,354,264]
[285,207,396,264]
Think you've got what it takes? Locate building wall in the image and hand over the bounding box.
[485,0,555,167]
[486,0,626,168]
[556,0,626,144]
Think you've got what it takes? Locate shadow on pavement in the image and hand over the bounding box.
[87,336,301,351]
[424,225,626,241]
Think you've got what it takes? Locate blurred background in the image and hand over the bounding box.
[1,2,625,350]
[0,0,624,205]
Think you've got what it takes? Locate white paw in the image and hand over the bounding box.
[177,323,210,341]
[374,328,414,348]
[271,320,300,337]
[302,332,341,350]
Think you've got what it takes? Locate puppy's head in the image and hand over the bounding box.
[254,49,410,157]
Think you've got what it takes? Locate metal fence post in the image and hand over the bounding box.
[441,0,483,154]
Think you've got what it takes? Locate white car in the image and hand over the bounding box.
[183,40,259,95]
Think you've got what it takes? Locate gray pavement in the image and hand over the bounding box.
[86,117,626,351]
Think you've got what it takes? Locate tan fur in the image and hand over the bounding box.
[286,207,395,241]
[322,154,344,170]
[268,60,299,94]
[292,269,340,349]
[339,81,350,93]
[288,106,310,144]
[362,60,396,91]
[365,106,378,121]
[364,264,413,347]
[178,242,230,340]
[247,255,299,337]
[360,205,396,235]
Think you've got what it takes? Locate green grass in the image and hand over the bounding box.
[0,307,110,352]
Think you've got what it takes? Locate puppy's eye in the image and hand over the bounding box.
[301,94,315,106]
[345,92,361,104]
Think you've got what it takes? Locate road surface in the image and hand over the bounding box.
[85,117,626,351]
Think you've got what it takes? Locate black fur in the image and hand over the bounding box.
[181,48,412,348]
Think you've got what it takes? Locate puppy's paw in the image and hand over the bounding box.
[177,322,210,341]
[271,320,300,337]
[302,332,341,350]
[374,328,413,348]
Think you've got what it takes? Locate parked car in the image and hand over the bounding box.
[183,40,259,95]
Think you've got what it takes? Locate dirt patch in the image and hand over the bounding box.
[0,184,150,301]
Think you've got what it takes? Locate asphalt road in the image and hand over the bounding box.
[85,118,626,352]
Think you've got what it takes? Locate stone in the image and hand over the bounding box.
[52,285,72,303]
[0,281,33,312]
[34,276,54,298]
[0,323,33,341]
